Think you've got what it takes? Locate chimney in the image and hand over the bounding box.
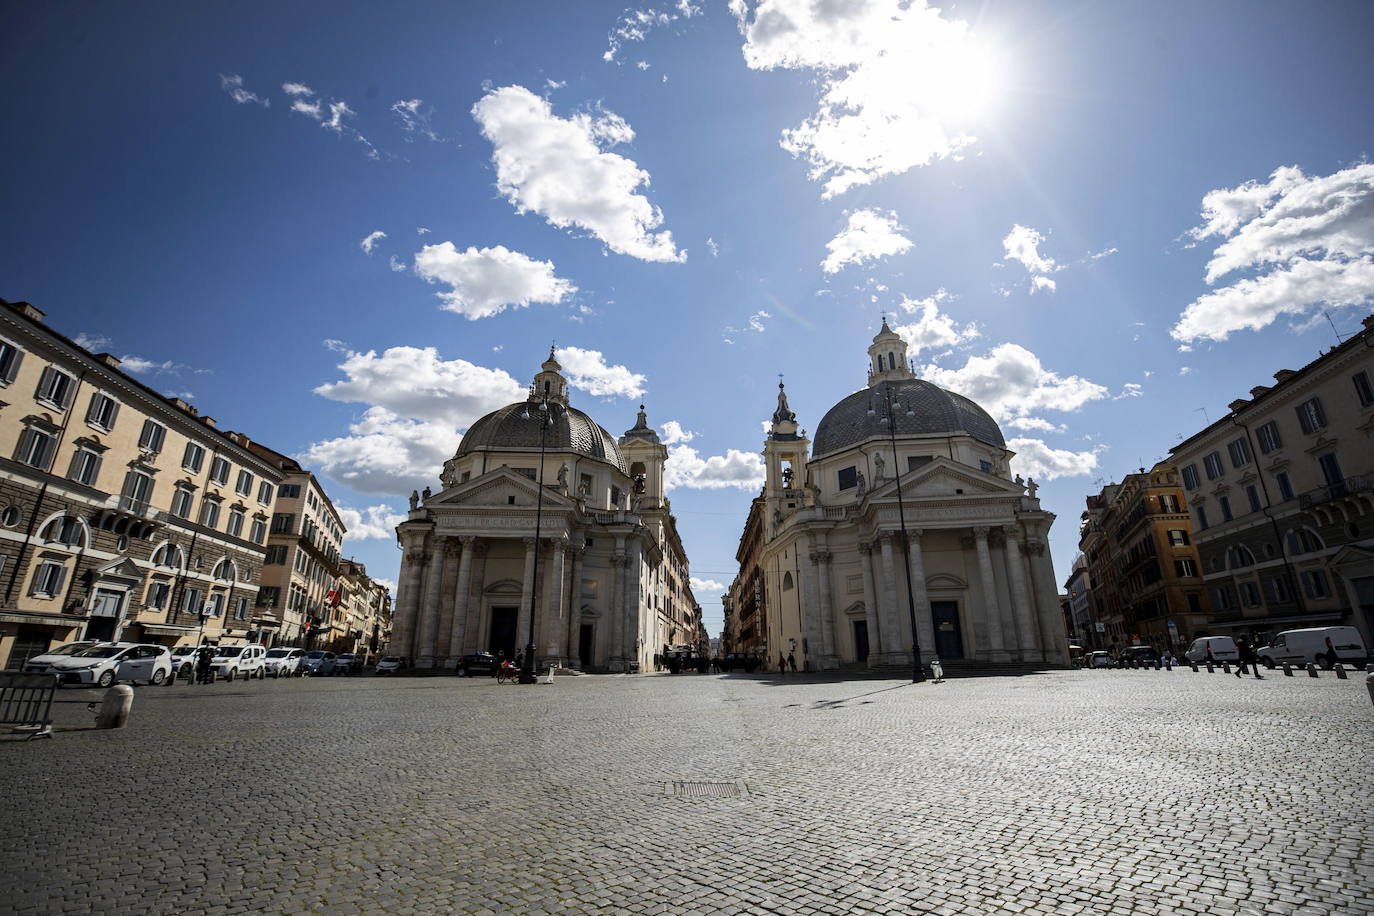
[7,301,45,323]
[94,353,122,369]
[1227,399,1249,412]
[169,397,197,416]
[200,416,217,428]
[1248,385,1271,398]
[1273,369,1297,383]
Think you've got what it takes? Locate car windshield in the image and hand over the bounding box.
[75,646,126,658]
[380,657,399,663]
[216,647,245,657]
[49,643,92,656]
[266,649,292,658]
[306,651,326,658]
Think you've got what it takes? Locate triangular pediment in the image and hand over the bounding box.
[1328,543,1374,572]
[95,558,143,582]
[427,466,577,510]
[868,457,1023,501]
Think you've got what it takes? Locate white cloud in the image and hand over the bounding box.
[732,0,991,197]
[283,83,378,159]
[821,209,913,274]
[372,577,396,595]
[690,577,727,595]
[1003,224,1059,292]
[291,98,323,120]
[664,444,765,490]
[391,99,444,142]
[339,504,407,541]
[304,408,458,496]
[73,332,113,352]
[605,3,701,62]
[360,230,387,255]
[120,355,208,376]
[892,290,980,355]
[282,82,314,97]
[748,310,770,332]
[471,85,685,262]
[1173,163,1374,342]
[555,346,646,399]
[388,255,406,272]
[660,420,695,444]
[413,242,577,320]
[219,74,268,107]
[706,237,719,257]
[416,226,430,235]
[919,343,1108,421]
[1004,417,1064,433]
[1179,366,1193,376]
[1007,438,1098,481]
[1115,383,1144,400]
[1031,275,1057,293]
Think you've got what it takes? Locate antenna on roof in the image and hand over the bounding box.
[1324,311,1348,344]
[1194,406,1209,424]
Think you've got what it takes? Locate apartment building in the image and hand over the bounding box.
[333,558,392,660]
[1168,314,1374,646]
[0,299,284,667]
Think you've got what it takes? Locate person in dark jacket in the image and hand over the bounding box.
[195,646,215,685]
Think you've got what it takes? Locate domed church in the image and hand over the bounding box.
[389,350,702,672]
[724,320,1068,671]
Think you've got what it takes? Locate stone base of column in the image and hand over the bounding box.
[539,654,566,671]
[977,650,1013,663]
[818,654,841,670]
[867,651,909,667]
[415,655,438,669]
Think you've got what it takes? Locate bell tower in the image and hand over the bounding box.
[619,404,668,509]
[529,346,570,405]
[867,317,915,386]
[763,381,810,513]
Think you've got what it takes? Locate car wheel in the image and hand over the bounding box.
[97,669,116,688]
[457,666,467,677]
[151,668,167,686]
[226,668,236,682]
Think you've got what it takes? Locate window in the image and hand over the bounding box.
[610,485,622,507]
[1239,581,1260,607]
[170,487,194,520]
[1227,437,1252,469]
[1,507,19,528]
[256,586,280,608]
[234,596,250,620]
[1267,576,1291,603]
[180,587,203,616]
[1210,586,1231,610]
[270,513,295,534]
[15,427,56,470]
[1196,506,1209,531]
[1174,558,1197,578]
[235,469,253,496]
[68,449,101,486]
[152,543,184,568]
[42,515,83,546]
[121,470,153,514]
[1219,495,1233,522]
[146,581,170,610]
[1354,370,1374,407]
[1301,569,1330,599]
[1286,528,1323,555]
[782,571,794,591]
[1160,494,1181,513]
[182,442,205,473]
[265,545,288,564]
[209,457,230,486]
[85,392,119,430]
[199,499,220,529]
[1227,544,1254,569]
[0,339,24,384]
[908,456,932,471]
[1296,397,1326,434]
[837,466,858,490]
[1203,452,1224,480]
[35,366,75,409]
[30,560,67,598]
[1181,464,1199,490]
[1318,452,1344,489]
[257,481,273,505]
[278,483,301,499]
[138,419,166,454]
[1167,529,1189,547]
[1256,421,1282,454]
[1275,471,1294,501]
[226,507,245,538]
[1246,485,1261,513]
[979,460,992,473]
[213,559,235,581]
[249,517,267,543]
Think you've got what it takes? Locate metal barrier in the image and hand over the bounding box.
[0,672,59,740]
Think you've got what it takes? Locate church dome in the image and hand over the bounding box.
[812,378,1005,459]
[456,401,627,472]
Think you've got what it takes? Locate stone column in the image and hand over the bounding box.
[433,540,461,666]
[858,542,883,665]
[989,529,1020,659]
[566,545,585,665]
[906,529,936,665]
[465,541,489,653]
[1003,532,1039,661]
[516,537,538,658]
[388,542,427,660]
[416,534,449,667]
[623,539,643,671]
[610,537,627,669]
[877,534,903,657]
[1027,539,1066,664]
[798,545,822,669]
[544,538,567,662]
[446,536,477,663]
[974,527,1007,659]
[812,548,838,663]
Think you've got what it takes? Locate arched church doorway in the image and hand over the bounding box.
[931,601,964,659]
[488,606,518,658]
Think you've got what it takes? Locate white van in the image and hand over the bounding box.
[1184,636,1240,664]
[208,644,268,681]
[1256,627,1368,670]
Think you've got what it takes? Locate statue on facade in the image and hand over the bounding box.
[421,486,432,504]
[1014,474,1024,490]
[873,452,885,482]
[634,473,646,494]
[1027,477,1039,498]
[856,471,867,497]
[782,467,794,489]
[557,462,569,491]
[409,490,419,510]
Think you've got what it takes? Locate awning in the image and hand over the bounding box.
[0,612,84,629]
[1210,611,1346,629]
[136,623,200,637]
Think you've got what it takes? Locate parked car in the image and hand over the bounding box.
[21,641,97,675]
[1256,626,1368,670]
[168,645,214,680]
[334,653,361,674]
[454,652,501,677]
[301,650,337,675]
[263,647,307,678]
[375,656,404,675]
[1184,636,1240,664]
[1087,650,1115,668]
[1118,646,1160,665]
[46,642,172,687]
[209,644,268,681]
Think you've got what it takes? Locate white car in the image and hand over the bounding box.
[263,647,306,678]
[208,644,268,681]
[1184,636,1240,664]
[47,642,172,687]
[374,656,403,675]
[300,650,336,675]
[168,645,214,680]
[1257,626,1368,670]
[22,641,97,675]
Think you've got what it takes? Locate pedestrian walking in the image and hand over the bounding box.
[196,645,214,685]
[788,651,797,672]
[778,652,787,675]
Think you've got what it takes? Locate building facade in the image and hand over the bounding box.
[388,351,698,672]
[734,320,1068,671]
[1073,463,1212,652]
[0,299,284,667]
[723,497,768,663]
[333,558,393,659]
[1168,314,1374,647]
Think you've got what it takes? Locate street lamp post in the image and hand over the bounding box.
[520,397,551,684]
[873,382,926,684]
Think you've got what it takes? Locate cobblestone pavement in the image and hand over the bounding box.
[2,668,1372,916]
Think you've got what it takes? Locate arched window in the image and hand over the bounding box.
[888,353,896,370]
[782,571,794,591]
[1285,527,1324,555]
[40,514,85,548]
[1226,545,1256,569]
[213,558,236,582]
[152,543,185,569]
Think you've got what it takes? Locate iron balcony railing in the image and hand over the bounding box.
[1299,474,1370,509]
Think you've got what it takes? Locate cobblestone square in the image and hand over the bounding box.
[1,669,1371,915]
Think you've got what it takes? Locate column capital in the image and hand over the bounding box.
[459,534,478,547]
[973,525,991,539]
[443,539,463,557]
[906,527,924,541]
[1025,539,1047,557]
[522,536,538,549]
[810,548,831,564]
[858,541,873,555]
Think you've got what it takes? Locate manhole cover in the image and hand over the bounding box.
[668,781,747,798]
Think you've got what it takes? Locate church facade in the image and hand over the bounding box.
[388,351,703,672]
[729,321,1069,671]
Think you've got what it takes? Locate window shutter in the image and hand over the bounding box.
[85,393,102,424]
[106,400,120,428]
[2,346,23,383]
[51,565,67,597]
[57,374,74,408]
[36,366,55,402]
[1314,398,1326,428]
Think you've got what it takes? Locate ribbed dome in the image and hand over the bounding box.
[812,379,1005,458]
[456,401,626,472]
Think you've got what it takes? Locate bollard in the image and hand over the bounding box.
[543,665,556,685]
[1366,673,1374,707]
[1206,661,1214,673]
[1165,658,1172,671]
[1223,663,1231,674]
[1155,658,1162,670]
[95,685,134,729]
[1282,664,1293,676]
[1190,661,1198,672]
[1335,664,1347,680]
[1307,663,1318,678]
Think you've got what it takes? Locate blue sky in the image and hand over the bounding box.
[4,1,1373,634]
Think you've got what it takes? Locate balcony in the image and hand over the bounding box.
[1299,474,1370,509]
